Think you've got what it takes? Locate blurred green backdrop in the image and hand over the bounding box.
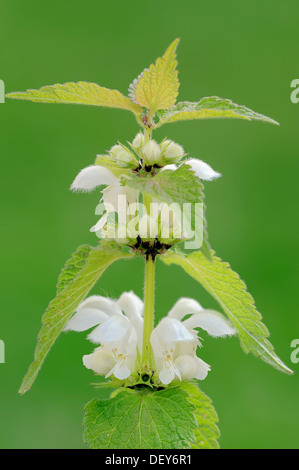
[0,0,298,449]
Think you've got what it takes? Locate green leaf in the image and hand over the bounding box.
[83,385,197,449]
[181,382,220,449]
[129,39,180,114]
[123,164,202,207]
[6,81,142,114]
[161,250,293,375]
[56,245,92,294]
[122,164,211,257]
[156,97,279,127]
[95,155,133,178]
[19,244,134,395]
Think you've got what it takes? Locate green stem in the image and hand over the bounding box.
[141,256,156,373]
[143,126,152,144]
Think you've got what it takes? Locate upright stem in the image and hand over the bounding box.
[141,256,156,372]
[144,126,152,144]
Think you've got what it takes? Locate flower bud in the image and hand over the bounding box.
[110,144,137,166]
[131,132,144,150]
[161,140,184,162]
[142,140,161,165]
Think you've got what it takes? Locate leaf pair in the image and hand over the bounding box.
[19,241,292,397]
[6,39,279,128]
[83,382,220,449]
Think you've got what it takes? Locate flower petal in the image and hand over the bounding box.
[185,158,221,181]
[70,165,118,192]
[77,295,122,316]
[117,291,144,351]
[160,164,178,172]
[102,184,139,213]
[108,361,131,380]
[159,361,179,385]
[174,355,198,380]
[83,347,116,376]
[194,357,211,380]
[183,309,236,337]
[87,315,131,344]
[117,291,144,320]
[168,297,204,321]
[152,317,195,345]
[63,308,109,332]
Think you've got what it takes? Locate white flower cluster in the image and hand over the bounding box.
[70,134,221,245]
[64,292,235,385]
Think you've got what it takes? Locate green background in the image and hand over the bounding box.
[0,0,298,449]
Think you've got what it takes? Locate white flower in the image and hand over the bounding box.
[184,158,221,181]
[64,292,235,385]
[70,165,119,192]
[158,138,220,180]
[71,136,220,245]
[64,291,144,380]
[70,163,139,238]
[161,158,221,181]
[151,297,236,385]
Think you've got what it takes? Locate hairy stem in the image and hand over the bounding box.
[144,126,152,144]
[141,256,156,373]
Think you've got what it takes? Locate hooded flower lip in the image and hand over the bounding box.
[65,292,235,385]
[70,165,119,192]
[151,297,236,385]
[64,291,144,381]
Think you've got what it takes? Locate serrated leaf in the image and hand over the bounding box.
[56,245,92,294]
[83,386,197,449]
[161,250,293,375]
[122,164,211,257]
[95,155,133,178]
[156,97,279,127]
[129,39,180,114]
[19,244,133,395]
[123,164,203,206]
[6,81,142,114]
[181,382,220,449]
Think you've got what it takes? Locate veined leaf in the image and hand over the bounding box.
[122,164,211,257]
[95,155,133,178]
[129,39,180,114]
[181,382,220,449]
[156,97,279,127]
[6,81,142,114]
[123,164,204,207]
[83,386,197,449]
[162,250,293,375]
[56,245,91,294]
[19,244,133,395]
